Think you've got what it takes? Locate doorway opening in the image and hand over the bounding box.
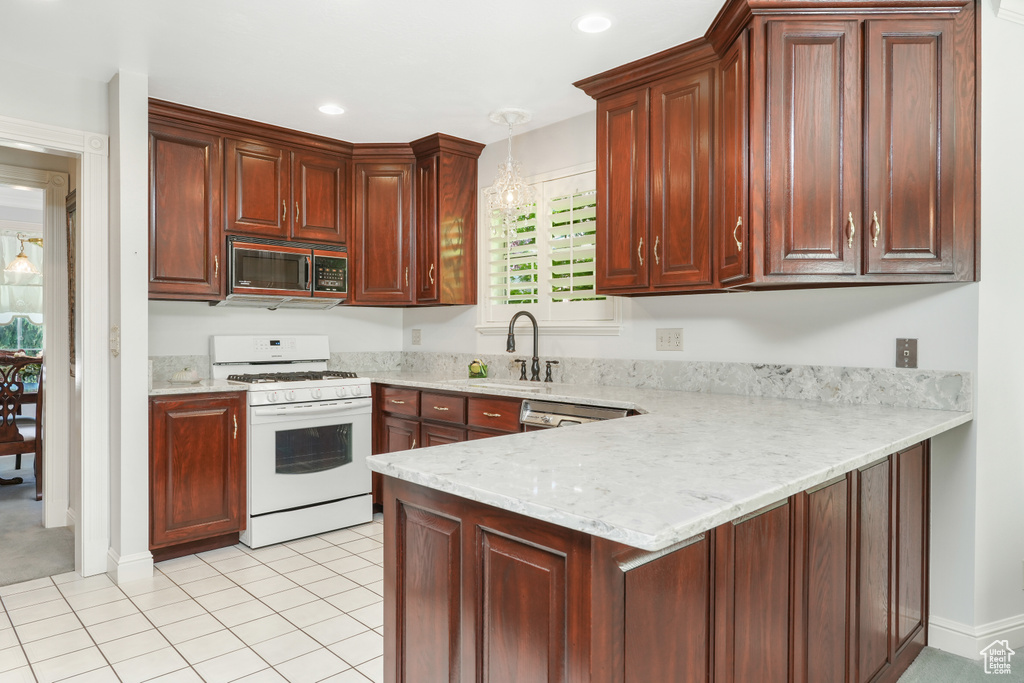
[0,162,74,585]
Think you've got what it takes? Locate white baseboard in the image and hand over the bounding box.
[65,507,77,532]
[105,547,153,585]
[930,614,1024,659]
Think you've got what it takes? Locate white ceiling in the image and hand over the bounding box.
[0,0,722,144]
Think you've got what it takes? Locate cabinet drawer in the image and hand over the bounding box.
[382,387,419,416]
[467,397,522,433]
[420,392,466,424]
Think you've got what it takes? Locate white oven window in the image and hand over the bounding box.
[275,423,352,475]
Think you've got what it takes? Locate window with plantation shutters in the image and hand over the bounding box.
[480,167,619,333]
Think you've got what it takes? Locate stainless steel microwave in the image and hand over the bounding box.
[221,237,347,310]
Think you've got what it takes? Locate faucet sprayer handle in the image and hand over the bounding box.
[513,359,528,381]
[544,360,560,383]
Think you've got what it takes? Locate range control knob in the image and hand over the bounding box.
[350,385,364,397]
[285,390,296,401]
[335,386,348,398]
[312,388,323,400]
[267,391,278,403]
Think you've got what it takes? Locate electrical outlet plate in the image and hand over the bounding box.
[896,338,918,368]
[411,329,422,346]
[656,328,683,352]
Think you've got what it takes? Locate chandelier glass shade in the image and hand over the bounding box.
[484,109,536,238]
[4,233,41,276]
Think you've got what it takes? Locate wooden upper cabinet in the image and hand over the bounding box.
[650,67,714,289]
[863,18,958,276]
[353,161,414,304]
[411,134,484,305]
[149,122,224,300]
[765,19,862,277]
[716,30,751,286]
[596,87,650,291]
[291,150,347,245]
[225,138,290,239]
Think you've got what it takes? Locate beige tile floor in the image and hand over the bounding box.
[0,518,386,683]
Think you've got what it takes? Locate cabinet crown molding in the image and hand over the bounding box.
[573,38,718,99]
[409,133,486,160]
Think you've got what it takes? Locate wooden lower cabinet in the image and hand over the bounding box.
[149,392,247,560]
[382,442,929,682]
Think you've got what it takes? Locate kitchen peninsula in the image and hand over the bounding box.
[366,382,970,682]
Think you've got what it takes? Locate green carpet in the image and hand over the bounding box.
[0,453,74,586]
[899,646,1024,682]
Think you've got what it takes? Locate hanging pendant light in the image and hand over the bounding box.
[484,108,536,238]
[4,233,41,275]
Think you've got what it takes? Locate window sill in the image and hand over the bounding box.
[475,322,621,337]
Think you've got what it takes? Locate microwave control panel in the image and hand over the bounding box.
[313,254,348,295]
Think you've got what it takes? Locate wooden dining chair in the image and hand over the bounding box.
[0,354,43,500]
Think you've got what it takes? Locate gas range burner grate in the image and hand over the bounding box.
[227,370,360,384]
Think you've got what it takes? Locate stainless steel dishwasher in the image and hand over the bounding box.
[519,399,630,429]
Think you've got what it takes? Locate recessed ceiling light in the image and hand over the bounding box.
[318,104,345,115]
[573,14,613,34]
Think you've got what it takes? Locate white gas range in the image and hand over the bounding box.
[211,335,372,548]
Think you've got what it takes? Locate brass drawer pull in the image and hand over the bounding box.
[295,201,300,224]
[733,216,743,252]
[637,237,644,267]
[483,412,501,418]
[654,235,660,265]
[282,200,286,223]
[429,263,435,285]
[411,439,416,449]
[432,406,449,411]
[214,255,219,279]
[391,399,406,405]
[233,414,237,440]
[871,210,881,247]
[847,211,856,248]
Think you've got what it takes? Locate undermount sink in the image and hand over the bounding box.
[442,378,546,393]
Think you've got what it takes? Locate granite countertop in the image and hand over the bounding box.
[149,379,246,396]
[364,372,972,552]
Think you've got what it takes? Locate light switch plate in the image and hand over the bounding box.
[896,338,917,368]
[656,328,683,352]
[411,329,422,346]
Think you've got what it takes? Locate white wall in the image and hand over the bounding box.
[0,58,109,135]
[405,67,989,640]
[149,301,404,356]
[974,0,1024,635]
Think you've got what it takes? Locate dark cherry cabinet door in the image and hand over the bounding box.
[715,502,791,683]
[353,162,414,304]
[794,477,851,683]
[596,87,650,291]
[863,19,956,275]
[894,443,928,657]
[225,139,290,239]
[765,20,861,277]
[650,68,714,289]
[422,421,466,448]
[382,414,420,452]
[717,30,751,285]
[291,150,347,245]
[415,155,440,303]
[149,393,246,549]
[149,123,224,299]
[856,458,893,683]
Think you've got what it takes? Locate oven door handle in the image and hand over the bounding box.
[250,401,370,419]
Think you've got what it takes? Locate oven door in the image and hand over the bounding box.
[248,398,371,515]
[230,241,311,296]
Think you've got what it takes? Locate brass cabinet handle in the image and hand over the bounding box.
[871,211,881,247]
[432,406,449,411]
[733,216,743,252]
[214,255,219,279]
[405,266,409,287]
[282,200,286,223]
[638,237,644,267]
[654,236,660,265]
[391,399,405,404]
[847,212,856,248]
[233,414,237,440]
[429,263,435,285]
[411,439,417,449]
[295,201,300,224]
[483,412,502,418]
